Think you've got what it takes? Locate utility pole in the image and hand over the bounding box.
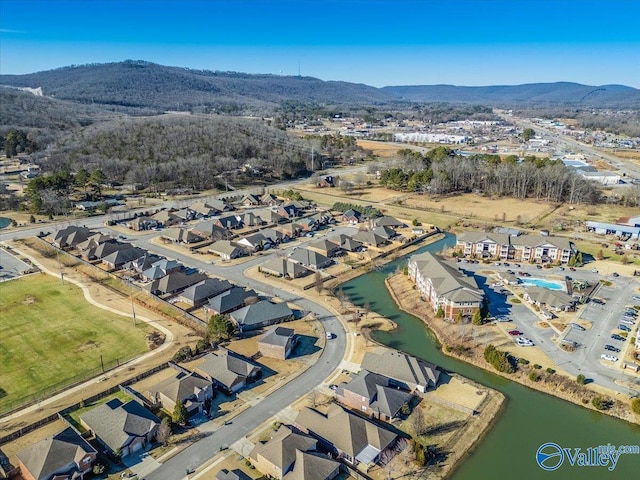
[56,249,65,285]
[311,146,315,171]
[129,279,137,326]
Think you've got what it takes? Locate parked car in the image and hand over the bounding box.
[569,267,576,271]
[326,332,334,339]
[514,264,521,268]
[496,316,511,322]
[558,266,565,271]
[516,337,534,346]
[508,330,523,336]
[620,319,635,326]
[610,334,626,341]
[600,354,618,362]
[536,265,543,269]
[618,324,631,332]
[612,272,619,277]
[591,268,599,273]
[604,345,620,353]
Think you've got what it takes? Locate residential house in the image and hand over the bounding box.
[258,326,296,359]
[372,216,406,228]
[81,239,131,261]
[338,234,363,252]
[151,209,179,227]
[179,278,234,307]
[195,350,262,393]
[361,350,440,393]
[237,212,265,227]
[203,287,258,316]
[317,175,335,188]
[371,226,397,241]
[242,194,262,207]
[190,201,224,218]
[408,251,484,322]
[216,470,252,480]
[259,257,312,279]
[262,228,289,244]
[145,271,208,295]
[289,248,332,271]
[296,217,317,232]
[161,227,203,244]
[295,404,400,469]
[53,226,93,248]
[147,366,214,415]
[215,215,243,230]
[102,247,147,270]
[523,286,576,312]
[262,193,282,207]
[208,240,249,261]
[308,239,341,258]
[335,370,413,421]
[172,208,196,223]
[141,258,182,281]
[255,209,286,224]
[123,254,162,273]
[76,233,112,253]
[352,231,388,248]
[192,220,231,241]
[283,449,340,480]
[205,199,233,213]
[235,233,268,252]
[342,209,362,224]
[16,427,97,480]
[80,399,160,458]
[248,426,318,480]
[456,232,578,264]
[278,223,303,239]
[127,216,158,231]
[230,300,294,331]
[278,204,300,220]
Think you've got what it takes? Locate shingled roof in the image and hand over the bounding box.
[361,350,440,392]
[249,426,316,473]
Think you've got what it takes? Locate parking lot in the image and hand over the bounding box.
[0,246,32,281]
[459,259,640,394]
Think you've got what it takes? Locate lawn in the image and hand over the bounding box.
[0,274,151,413]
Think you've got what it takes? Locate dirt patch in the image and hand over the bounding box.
[21,295,37,305]
[75,340,99,352]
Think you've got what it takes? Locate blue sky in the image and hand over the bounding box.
[1,0,639,87]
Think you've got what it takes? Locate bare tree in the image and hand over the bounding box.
[314,272,324,295]
[410,407,429,436]
[156,417,172,446]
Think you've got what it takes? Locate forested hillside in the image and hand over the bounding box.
[40,115,314,189]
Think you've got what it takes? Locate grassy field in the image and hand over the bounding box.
[0,274,151,413]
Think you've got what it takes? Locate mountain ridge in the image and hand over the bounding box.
[1,60,638,110]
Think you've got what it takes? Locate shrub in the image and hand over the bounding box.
[172,346,193,362]
[592,396,606,410]
[528,371,540,382]
[546,368,556,374]
[533,364,542,369]
[518,358,530,365]
[484,344,515,374]
[631,398,640,415]
[576,374,586,385]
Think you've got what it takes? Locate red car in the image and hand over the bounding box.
[508,330,523,336]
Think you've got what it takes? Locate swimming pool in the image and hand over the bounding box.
[519,277,565,291]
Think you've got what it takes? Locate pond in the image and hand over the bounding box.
[341,233,640,480]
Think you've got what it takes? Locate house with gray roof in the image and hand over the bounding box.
[372,216,406,228]
[261,193,282,207]
[289,248,332,271]
[81,239,131,261]
[215,215,243,230]
[342,209,362,224]
[151,209,179,227]
[124,253,162,273]
[80,399,160,458]
[179,278,234,307]
[308,239,341,257]
[335,370,413,421]
[258,326,296,359]
[230,300,294,331]
[361,350,440,393]
[161,227,203,244]
[283,449,340,480]
[352,231,388,248]
[235,233,268,251]
[195,350,262,393]
[192,220,231,240]
[16,427,97,480]
[145,271,208,296]
[238,211,265,227]
[408,251,484,321]
[147,366,213,415]
[338,234,363,252]
[208,240,248,261]
[260,257,312,279]
[102,247,147,270]
[254,208,286,224]
[203,287,257,315]
[249,426,325,480]
[371,225,398,241]
[242,194,262,206]
[523,286,576,312]
[53,226,93,248]
[295,404,400,469]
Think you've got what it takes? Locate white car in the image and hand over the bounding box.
[591,268,599,273]
[325,332,334,339]
[600,354,618,362]
[516,337,534,346]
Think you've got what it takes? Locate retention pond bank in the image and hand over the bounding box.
[341,233,640,480]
